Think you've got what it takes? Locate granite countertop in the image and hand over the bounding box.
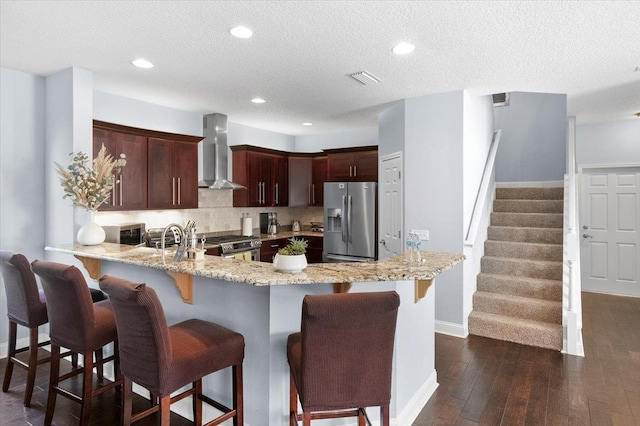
[46,243,464,286]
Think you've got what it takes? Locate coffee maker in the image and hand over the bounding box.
[260,212,278,234]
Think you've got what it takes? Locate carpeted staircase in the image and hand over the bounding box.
[468,187,564,351]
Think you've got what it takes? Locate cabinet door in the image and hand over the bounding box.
[302,236,323,263]
[93,129,148,211]
[311,156,327,206]
[246,152,272,206]
[147,138,176,209]
[288,157,312,207]
[354,150,378,181]
[260,238,287,262]
[272,155,289,206]
[327,152,355,181]
[173,141,198,209]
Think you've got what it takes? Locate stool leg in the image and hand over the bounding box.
[44,344,60,426]
[233,364,243,426]
[23,326,40,406]
[289,371,299,425]
[193,379,203,426]
[95,347,104,382]
[159,395,171,426]
[122,376,133,426]
[113,340,122,393]
[380,405,390,426]
[2,321,17,392]
[71,352,79,368]
[358,408,366,426]
[80,350,94,425]
[303,411,311,426]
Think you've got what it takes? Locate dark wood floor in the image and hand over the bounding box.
[1,292,639,425]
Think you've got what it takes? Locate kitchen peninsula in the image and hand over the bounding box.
[47,243,464,425]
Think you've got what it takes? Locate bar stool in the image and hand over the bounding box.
[287,291,400,426]
[0,251,97,405]
[31,260,122,426]
[99,274,245,425]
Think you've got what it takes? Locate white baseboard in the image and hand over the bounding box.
[435,320,468,338]
[394,369,439,426]
[496,180,563,188]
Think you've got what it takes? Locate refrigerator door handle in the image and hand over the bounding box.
[348,195,353,242]
[325,254,371,263]
[342,195,347,243]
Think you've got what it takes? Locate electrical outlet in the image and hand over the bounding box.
[411,229,430,241]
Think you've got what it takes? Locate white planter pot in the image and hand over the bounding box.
[77,211,105,246]
[273,253,307,273]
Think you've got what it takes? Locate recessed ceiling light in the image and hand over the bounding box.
[251,97,266,104]
[132,59,154,69]
[392,42,415,55]
[302,122,313,126]
[230,26,253,38]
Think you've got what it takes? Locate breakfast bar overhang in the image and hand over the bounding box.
[47,243,464,425]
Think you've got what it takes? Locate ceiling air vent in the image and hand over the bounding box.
[349,71,381,85]
[492,92,510,107]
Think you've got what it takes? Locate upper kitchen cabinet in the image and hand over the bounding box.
[231,145,288,207]
[93,126,148,211]
[148,138,199,209]
[289,154,327,207]
[93,120,202,211]
[326,146,378,182]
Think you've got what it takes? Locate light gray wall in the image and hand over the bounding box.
[494,92,567,182]
[576,120,640,165]
[378,101,405,158]
[404,91,465,325]
[228,121,295,151]
[294,127,377,152]
[0,68,46,349]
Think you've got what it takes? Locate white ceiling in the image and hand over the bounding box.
[1,1,639,135]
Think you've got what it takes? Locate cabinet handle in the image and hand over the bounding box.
[349,166,352,177]
[119,174,123,206]
[312,184,316,204]
[353,166,357,177]
[172,177,176,205]
[275,183,279,204]
[261,182,265,204]
[271,244,279,248]
[177,177,181,205]
[112,172,116,206]
[308,184,312,204]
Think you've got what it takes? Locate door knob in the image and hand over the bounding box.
[379,239,386,247]
[583,234,593,239]
[583,225,589,229]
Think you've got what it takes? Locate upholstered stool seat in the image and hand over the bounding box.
[99,275,245,426]
[31,260,122,426]
[287,291,400,426]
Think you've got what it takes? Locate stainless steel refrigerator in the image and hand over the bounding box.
[323,182,377,262]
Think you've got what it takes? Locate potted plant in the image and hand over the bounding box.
[273,237,308,273]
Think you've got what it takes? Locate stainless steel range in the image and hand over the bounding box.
[206,235,262,260]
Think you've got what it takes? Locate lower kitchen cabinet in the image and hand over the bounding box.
[260,238,288,263]
[300,235,323,263]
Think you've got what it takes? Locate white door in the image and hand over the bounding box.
[580,167,640,297]
[379,153,403,259]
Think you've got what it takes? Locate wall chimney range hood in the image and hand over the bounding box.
[199,113,245,190]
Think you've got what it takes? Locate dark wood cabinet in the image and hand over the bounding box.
[93,128,148,211]
[299,235,323,263]
[326,147,378,182]
[232,146,288,207]
[311,156,327,206]
[148,138,198,209]
[260,238,288,263]
[93,121,202,211]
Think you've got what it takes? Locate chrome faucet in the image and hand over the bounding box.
[161,223,184,263]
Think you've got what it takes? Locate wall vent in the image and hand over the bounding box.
[492,92,510,107]
[349,71,381,85]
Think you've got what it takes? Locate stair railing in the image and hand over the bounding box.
[465,129,501,245]
[564,116,584,356]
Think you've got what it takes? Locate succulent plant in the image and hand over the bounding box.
[278,237,308,256]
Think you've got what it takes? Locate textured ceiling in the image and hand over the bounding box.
[1,1,639,135]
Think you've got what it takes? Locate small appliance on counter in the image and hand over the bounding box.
[260,212,278,234]
[144,226,182,248]
[104,223,146,246]
[310,222,324,232]
[292,220,301,232]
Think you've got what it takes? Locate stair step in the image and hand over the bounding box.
[477,273,562,301]
[493,199,563,214]
[484,240,562,261]
[472,291,562,323]
[491,212,563,228]
[468,311,563,351]
[481,256,562,280]
[496,187,564,200]
[488,226,563,244]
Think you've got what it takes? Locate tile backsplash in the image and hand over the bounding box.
[95,189,323,233]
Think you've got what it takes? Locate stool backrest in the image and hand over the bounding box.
[98,275,171,394]
[299,291,400,411]
[31,260,96,351]
[0,251,47,327]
